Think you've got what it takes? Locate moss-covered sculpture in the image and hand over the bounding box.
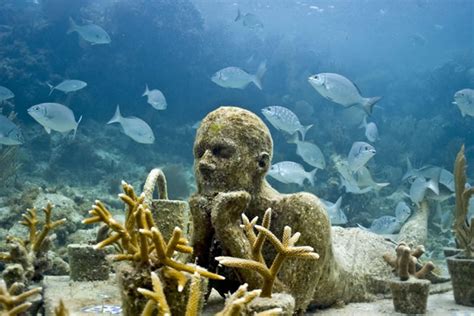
[216,209,319,297]
[383,242,435,281]
[453,144,474,257]
[84,180,223,315]
[0,203,66,286]
[0,279,41,316]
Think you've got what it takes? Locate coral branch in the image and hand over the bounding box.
[138,271,170,316]
[383,242,435,281]
[0,280,41,315]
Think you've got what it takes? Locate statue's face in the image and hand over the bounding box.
[194,130,253,194]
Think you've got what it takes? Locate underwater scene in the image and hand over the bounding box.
[0,0,473,315]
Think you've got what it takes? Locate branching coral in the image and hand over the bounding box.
[216,209,320,297]
[138,271,171,316]
[0,203,66,285]
[0,280,41,316]
[383,242,435,281]
[83,181,223,280]
[54,299,69,316]
[453,144,474,257]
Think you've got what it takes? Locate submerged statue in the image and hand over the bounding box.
[189,106,392,312]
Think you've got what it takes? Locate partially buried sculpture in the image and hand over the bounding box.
[189,106,387,313]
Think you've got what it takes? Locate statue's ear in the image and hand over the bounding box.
[257,152,270,173]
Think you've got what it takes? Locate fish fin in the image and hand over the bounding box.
[107,105,122,124]
[359,115,367,129]
[67,17,77,34]
[46,82,54,96]
[73,115,82,139]
[299,124,313,141]
[427,169,441,195]
[234,8,242,22]
[460,109,466,117]
[287,132,300,144]
[362,96,382,115]
[142,84,149,96]
[357,224,369,231]
[402,157,414,181]
[252,60,267,90]
[307,168,317,186]
[452,101,457,105]
[44,126,51,134]
[334,196,343,210]
[374,182,390,190]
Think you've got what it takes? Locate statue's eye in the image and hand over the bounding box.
[194,145,204,158]
[212,144,234,159]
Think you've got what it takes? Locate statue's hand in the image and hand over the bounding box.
[211,191,251,227]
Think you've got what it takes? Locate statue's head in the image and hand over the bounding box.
[193,106,273,194]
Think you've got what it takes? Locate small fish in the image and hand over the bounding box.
[28,103,82,137]
[68,17,111,45]
[354,166,389,191]
[403,160,454,192]
[308,73,382,115]
[322,196,347,225]
[333,155,372,194]
[211,61,266,90]
[261,106,313,141]
[359,216,401,234]
[47,80,87,95]
[143,84,167,110]
[347,142,376,172]
[0,86,14,102]
[409,176,439,206]
[107,105,155,144]
[234,9,264,29]
[267,161,317,186]
[288,134,325,169]
[395,201,411,223]
[359,116,378,142]
[0,114,23,145]
[81,304,122,314]
[452,89,474,118]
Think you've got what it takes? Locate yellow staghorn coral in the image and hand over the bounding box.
[216,209,319,298]
[453,145,474,257]
[184,272,201,316]
[138,271,171,316]
[216,284,261,316]
[0,280,41,316]
[383,242,435,281]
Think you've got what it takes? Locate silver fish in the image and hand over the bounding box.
[366,216,401,234]
[0,86,14,102]
[288,134,325,169]
[354,166,389,191]
[261,106,313,141]
[308,73,382,114]
[452,88,474,118]
[0,114,23,145]
[347,141,376,172]
[68,17,111,45]
[267,161,317,186]
[409,176,439,206]
[403,160,454,192]
[333,155,372,194]
[359,116,378,142]
[211,61,266,90]
[340,175,373,194]
[28,103,82,137]
[107,105,155,144]
[47,79,87,95]
[234,9,264,29]
[322,196,347,225]
[143,84,167,110]
[395,201,411,223]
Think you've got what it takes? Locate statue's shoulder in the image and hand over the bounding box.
[278,191,327,217]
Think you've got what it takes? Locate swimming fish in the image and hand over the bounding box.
[28,103,82,137]
[354,166,389,191]
[47,80,87,95]
[308,73,382,115]
[143,84,167,110]
[262,106,313,141]
[395,201,411,223]
[234,9,264,29]
[409,175,439,206]
[322,196,347,225]
[359,116,378,142]
[365,216,401,234]
[211,61,266,90]
[403,160,454,192]
[340,175,373,194]
[452,88,474,118]
[347,141,376,172]
[267,161,317,186]
[68,17,111,45]
[288,133,325,169]
[333,155,372,194]
[0,114,23,145]
[107,106,155,144]
[0,86,14,102]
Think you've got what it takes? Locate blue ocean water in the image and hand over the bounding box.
[0,0,473,256]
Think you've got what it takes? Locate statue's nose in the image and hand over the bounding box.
[199,150,216,173]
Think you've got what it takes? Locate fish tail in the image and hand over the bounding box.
[67,17,77,34]
[73,115,82,139]
[234,8,242,22]
[46,82,54,96]
[362,96,382,115]
[107,105,122,124]
[252,60,267,90]
[299,124,313,141]
[307,168,317,186]
[143,84,149,96]
[334,196,343,210]
[359,115,367,129]
[287,132,299,144]
[427,170,441,195]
